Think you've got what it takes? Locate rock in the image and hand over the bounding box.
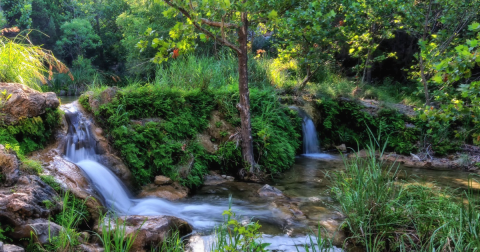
[95,215,192,252]
[197,133,217,154]
[258,184,284,197]
[335,144,347,152]
[85,87,119,113]
[185,234,205,252]
[58,90,67,96]
[154,176,172,185]
[0,83,59,125]
[138,182,189,201]
[203,171,233,186]
[0,145,20,186]
[2,244,24,252]
[0,175,61,228]
[29,149,105,220]
[76,244,105,252]
[11,219,62,244]
[179,155,195,179]
[78,232,91,244]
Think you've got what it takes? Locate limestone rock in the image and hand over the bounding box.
[154,176,172,185]
[258,184,284,198]
[0,175,61,228]
[0,145,20,186]
[29,149,105,220]
[2,244,24,252]
[11,219,62,244]
[0,83,59,125]
[95,215,192,252]
[185,234,205,252]
[76,244,105,252]
[138,182,189,201]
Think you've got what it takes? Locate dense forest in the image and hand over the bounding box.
[1,0,480,251]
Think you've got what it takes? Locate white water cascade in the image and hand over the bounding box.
[62,103,243,229]
[302,117,320,154]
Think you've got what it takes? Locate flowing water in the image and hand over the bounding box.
[58,102,478,251]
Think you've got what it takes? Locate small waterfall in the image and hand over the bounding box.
[60,103,266,229]
[302,117,320,154]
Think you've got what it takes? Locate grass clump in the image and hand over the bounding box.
[0,35,70,91]
[330,132,480,251]
[96,213,143,252]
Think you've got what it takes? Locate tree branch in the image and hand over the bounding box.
[201,18,238,28]
[163,0,241,54]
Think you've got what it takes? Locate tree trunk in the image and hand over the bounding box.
[237,12,256,173]
[420,55,430,105]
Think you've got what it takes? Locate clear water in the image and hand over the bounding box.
[302,117,321,154]
[60,102,478,251]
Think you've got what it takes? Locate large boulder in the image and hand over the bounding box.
[0,83,59,125]
[0,145,20,186]
[95,215,192,252]
[257,184,284,198]
[0,175,62,239]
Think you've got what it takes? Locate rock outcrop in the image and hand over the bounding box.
[0,145,20,186]
[0,175,62,242]
[0,83,59,125]
[95,215,192,252]
[29,148,104,220]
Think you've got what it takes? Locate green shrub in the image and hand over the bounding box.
[40,175,61,192]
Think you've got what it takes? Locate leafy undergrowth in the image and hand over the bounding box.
[82,83,301,188]
[0,108,63,177]
[330,135,480,251]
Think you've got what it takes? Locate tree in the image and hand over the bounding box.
[398,0,480,105]
[273,0,340,91]
[141,0,292,174]
[56,18,102,61]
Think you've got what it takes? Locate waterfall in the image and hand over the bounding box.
[60,103,266,229]
[302,117,320,154]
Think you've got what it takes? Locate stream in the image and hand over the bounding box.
[58,99,478,251]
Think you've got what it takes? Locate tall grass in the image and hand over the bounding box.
[0,35,70,91]
[96,213,144,252]
[330,130,480,251]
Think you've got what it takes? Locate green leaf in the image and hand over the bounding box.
[468,22,480,32]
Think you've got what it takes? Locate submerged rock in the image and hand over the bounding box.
[95,215,192,252]
[258,184,284,197]
[138,182,189,201]
[0,145,20,186]
[203,171,234,186]
[0,83,59,125]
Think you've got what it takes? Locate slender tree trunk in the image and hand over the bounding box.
[420,0,433,106]
[237,12,256,173]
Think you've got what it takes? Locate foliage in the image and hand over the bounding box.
[330,133,480,251]
[0,35,71,91]
[44,191,89,252]
[317,99,418,154]
[40,175,61,192]
[96,213,143,252]
[56,18,102,60]
[0,108,62,155]
[211,199,269,252]
[295,226,334,252]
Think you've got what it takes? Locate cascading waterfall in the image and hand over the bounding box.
[302,117,320,154]
[61,103,241,229]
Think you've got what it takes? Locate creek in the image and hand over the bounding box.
[58,99,477,251]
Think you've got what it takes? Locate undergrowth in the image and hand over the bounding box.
[330,132,480,251]
[81,54,301,187]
